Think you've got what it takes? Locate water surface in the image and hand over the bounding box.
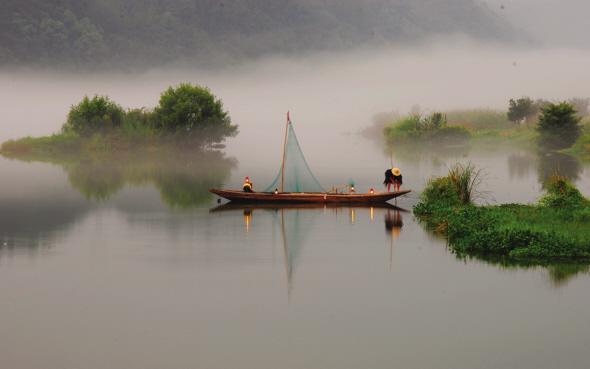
[1,134,589,369]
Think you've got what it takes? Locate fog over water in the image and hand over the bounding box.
[2,33,590,369]
[2,44,590,149]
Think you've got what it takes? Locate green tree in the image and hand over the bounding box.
[63,95,124,135]
[154,83,237,144]
[537,102,581,149]
[507,97,538,124]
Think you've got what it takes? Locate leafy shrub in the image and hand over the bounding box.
[384,113,470,143]
[414,162,482,223]
[121,108,156,136]
[154,83,238,144]
[414,167,590,262]
[507,97,538,123]
[540,175,589,209]
[63,95,124,135]
[537,102,582,149]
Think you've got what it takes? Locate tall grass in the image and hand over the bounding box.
[446,109,512,130]
[414,169,590,263]
[447,163,484,204]
[384,113,470,143]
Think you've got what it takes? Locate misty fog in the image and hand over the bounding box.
[2,43,589,165]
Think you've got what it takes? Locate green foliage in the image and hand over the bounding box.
[4,84,239,151]
[446,109,512,130]
[121,108,156,137]
[539,175,589,209]
[154,83,237,144]
[63,96,124,136]
[537,102,581,149]
[384,113,470,143]
[507,97,538,123]
[414,173,590,262]
[447,163,484,205]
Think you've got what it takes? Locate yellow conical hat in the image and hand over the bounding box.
[392,167,401,176]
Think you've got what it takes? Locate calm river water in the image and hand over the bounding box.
[1,133,590,369]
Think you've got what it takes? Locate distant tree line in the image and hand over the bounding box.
[506,96,587,149]
[0,0,517,68]
[507,96,589,124]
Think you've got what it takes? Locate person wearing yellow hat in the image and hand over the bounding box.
[384,167,402,192]
[383,168,393,192]
[243,176,254,192]
[392,167,402,192]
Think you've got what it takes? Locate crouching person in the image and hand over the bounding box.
[243,176,254,192]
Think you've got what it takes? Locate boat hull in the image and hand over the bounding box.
[209,189,411,204]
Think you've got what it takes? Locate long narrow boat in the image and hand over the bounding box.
[209,201,409,212]
[210,112,410,204]
[210,189,411,204]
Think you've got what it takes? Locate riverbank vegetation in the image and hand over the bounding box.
[0,83,238,157]
[414,164,590,262]
[383,112,471,144]
[380,97,589,157]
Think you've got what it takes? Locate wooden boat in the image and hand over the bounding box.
[210,112,411,204]
[209,201,410,212]
[210,189,410,204]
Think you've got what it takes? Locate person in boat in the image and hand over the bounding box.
[243,176,254,192]
[392,167,402,192]
[384,167,403,192]
[383,168,394,192]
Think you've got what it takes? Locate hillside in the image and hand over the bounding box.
[0,0,518,68]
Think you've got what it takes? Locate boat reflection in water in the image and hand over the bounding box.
[211,202,408,296]
[385,208,406,271]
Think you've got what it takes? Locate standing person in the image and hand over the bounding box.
[392,168,403,192]
[383,168,394,192]
[243,176,254,192]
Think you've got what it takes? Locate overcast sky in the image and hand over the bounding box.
[485,0,590,48]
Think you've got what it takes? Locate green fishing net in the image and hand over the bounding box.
[264,122,326,193]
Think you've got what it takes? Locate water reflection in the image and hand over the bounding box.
[10,150,236,208]
[467,256,590,287]
[385,208,405,271]
[507,152,536,180]
[212,203,406,296]
[384,137,584,184]
[537,150,582,185]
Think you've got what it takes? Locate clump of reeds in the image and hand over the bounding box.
[447,162,484,205]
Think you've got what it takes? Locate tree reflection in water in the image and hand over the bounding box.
[537,150,582,186]
[61,150,236,208]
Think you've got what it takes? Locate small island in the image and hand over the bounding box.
[0,83,238,208]
[414,163,590,262]
[1,83,238,156]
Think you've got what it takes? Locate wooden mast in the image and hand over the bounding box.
[280,111,290,192]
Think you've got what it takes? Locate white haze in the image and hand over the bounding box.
[1,43,590,180]
[486,0,590,49]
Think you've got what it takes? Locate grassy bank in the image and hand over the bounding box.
[414,165,590,262]
[0,131,215,160]
[384,110,537,147]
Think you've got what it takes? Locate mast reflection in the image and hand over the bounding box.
[385,208,404,271]
[211,202,407,297]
